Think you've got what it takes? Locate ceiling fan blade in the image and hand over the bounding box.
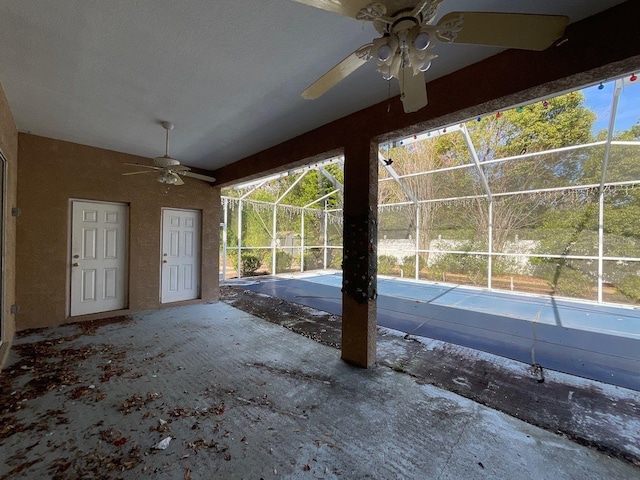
[438,12,568,51]
[182,171,217,183]
[124,163,160,170]
[122,170,157,176]
[289,0,372,18]
[399,68,427,114]
[302,44,373,99]
[172,165,190,172]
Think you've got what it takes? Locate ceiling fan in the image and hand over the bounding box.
[123,121,216,185]
[296,0,568,113]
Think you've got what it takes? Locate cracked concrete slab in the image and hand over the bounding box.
[223,285,640,467]
[1,303,638,479]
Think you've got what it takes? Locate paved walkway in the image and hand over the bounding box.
[1,303,638,479]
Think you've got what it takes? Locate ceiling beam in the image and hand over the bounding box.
[212,0,640,188]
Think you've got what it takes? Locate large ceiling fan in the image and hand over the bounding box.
[296,0,568,113]
[123,121,216,185]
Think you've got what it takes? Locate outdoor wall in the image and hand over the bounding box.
[16,134,220,330]
[0,79,18,365]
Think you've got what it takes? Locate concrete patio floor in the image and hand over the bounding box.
[1,303,639,479]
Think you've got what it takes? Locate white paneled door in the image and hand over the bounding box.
[70,201,128,316]
[161,209,201,303]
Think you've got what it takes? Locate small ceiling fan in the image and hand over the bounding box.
[123,121,216,185]
[295,0,568,113]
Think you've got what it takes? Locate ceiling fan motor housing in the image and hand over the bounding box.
[154,155,181,168]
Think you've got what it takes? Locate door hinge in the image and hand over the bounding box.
[11,207,21,217]
[10,304,19,314]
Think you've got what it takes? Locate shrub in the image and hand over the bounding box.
[617,274,640,302]
[553,268,593,297]
[550,266,592,298]
[328,251,342,269]
[303,250,324,270]
[402,255,428,278]
[428,253,489,285]
[232,251,262,276]
[534,261,593,298]
[276,251,293,272]
[377,255,397,275]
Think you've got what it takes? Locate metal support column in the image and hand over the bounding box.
[323,202,329,269]
[415,204,420,280]
[598,78,623,302]
[237,200,243,278]
[272,205,278,275]
[462,124,493,289]
[222,198,228,281]
[488,200,493,289]
[301,211,306,272]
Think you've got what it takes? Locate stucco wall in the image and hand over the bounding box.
[16,134,220,330]
[0,79,18,365]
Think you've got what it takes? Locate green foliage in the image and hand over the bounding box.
[617,275,640,302]
[275,251,293,272]
[402,255,428,278]
[328,251,342,269]
[430,253,488,285]
[222,89,640,304]
[534,263,593,298]
[303,250,324,270]
[232,252,262,277]
[492,256,523,276]
[377,255,397,275]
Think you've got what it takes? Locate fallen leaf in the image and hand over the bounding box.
[185,467,192,480]
[113,437,127,447]
[303,464,311,471]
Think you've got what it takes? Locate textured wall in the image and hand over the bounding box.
[0,78,18,365]
[16,134,220,330]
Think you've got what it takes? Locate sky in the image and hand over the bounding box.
[582,76,640,135]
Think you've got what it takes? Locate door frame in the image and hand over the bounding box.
[0,151,6,346]
[68,199,130,317]
[160,207,202,303]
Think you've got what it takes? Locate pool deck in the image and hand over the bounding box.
[236,271,640,391]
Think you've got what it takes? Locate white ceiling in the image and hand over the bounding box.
[0,0,628,170]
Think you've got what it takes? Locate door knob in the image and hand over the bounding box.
[72,263,79,267]
[163,260,167,263]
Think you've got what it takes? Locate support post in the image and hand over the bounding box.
[415,204,420,280]
[323,202,328,269]
[237,200,243,278]
[272,205,277,275]
[598,78,623,303]
[222,198,228,281]
[301,210,305,272]
[487,199,493,289]
[462,124,493,290]
[341,139,378,368]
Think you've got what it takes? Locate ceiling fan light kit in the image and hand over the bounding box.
[122,121,216,185]
[297,0,568,113]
